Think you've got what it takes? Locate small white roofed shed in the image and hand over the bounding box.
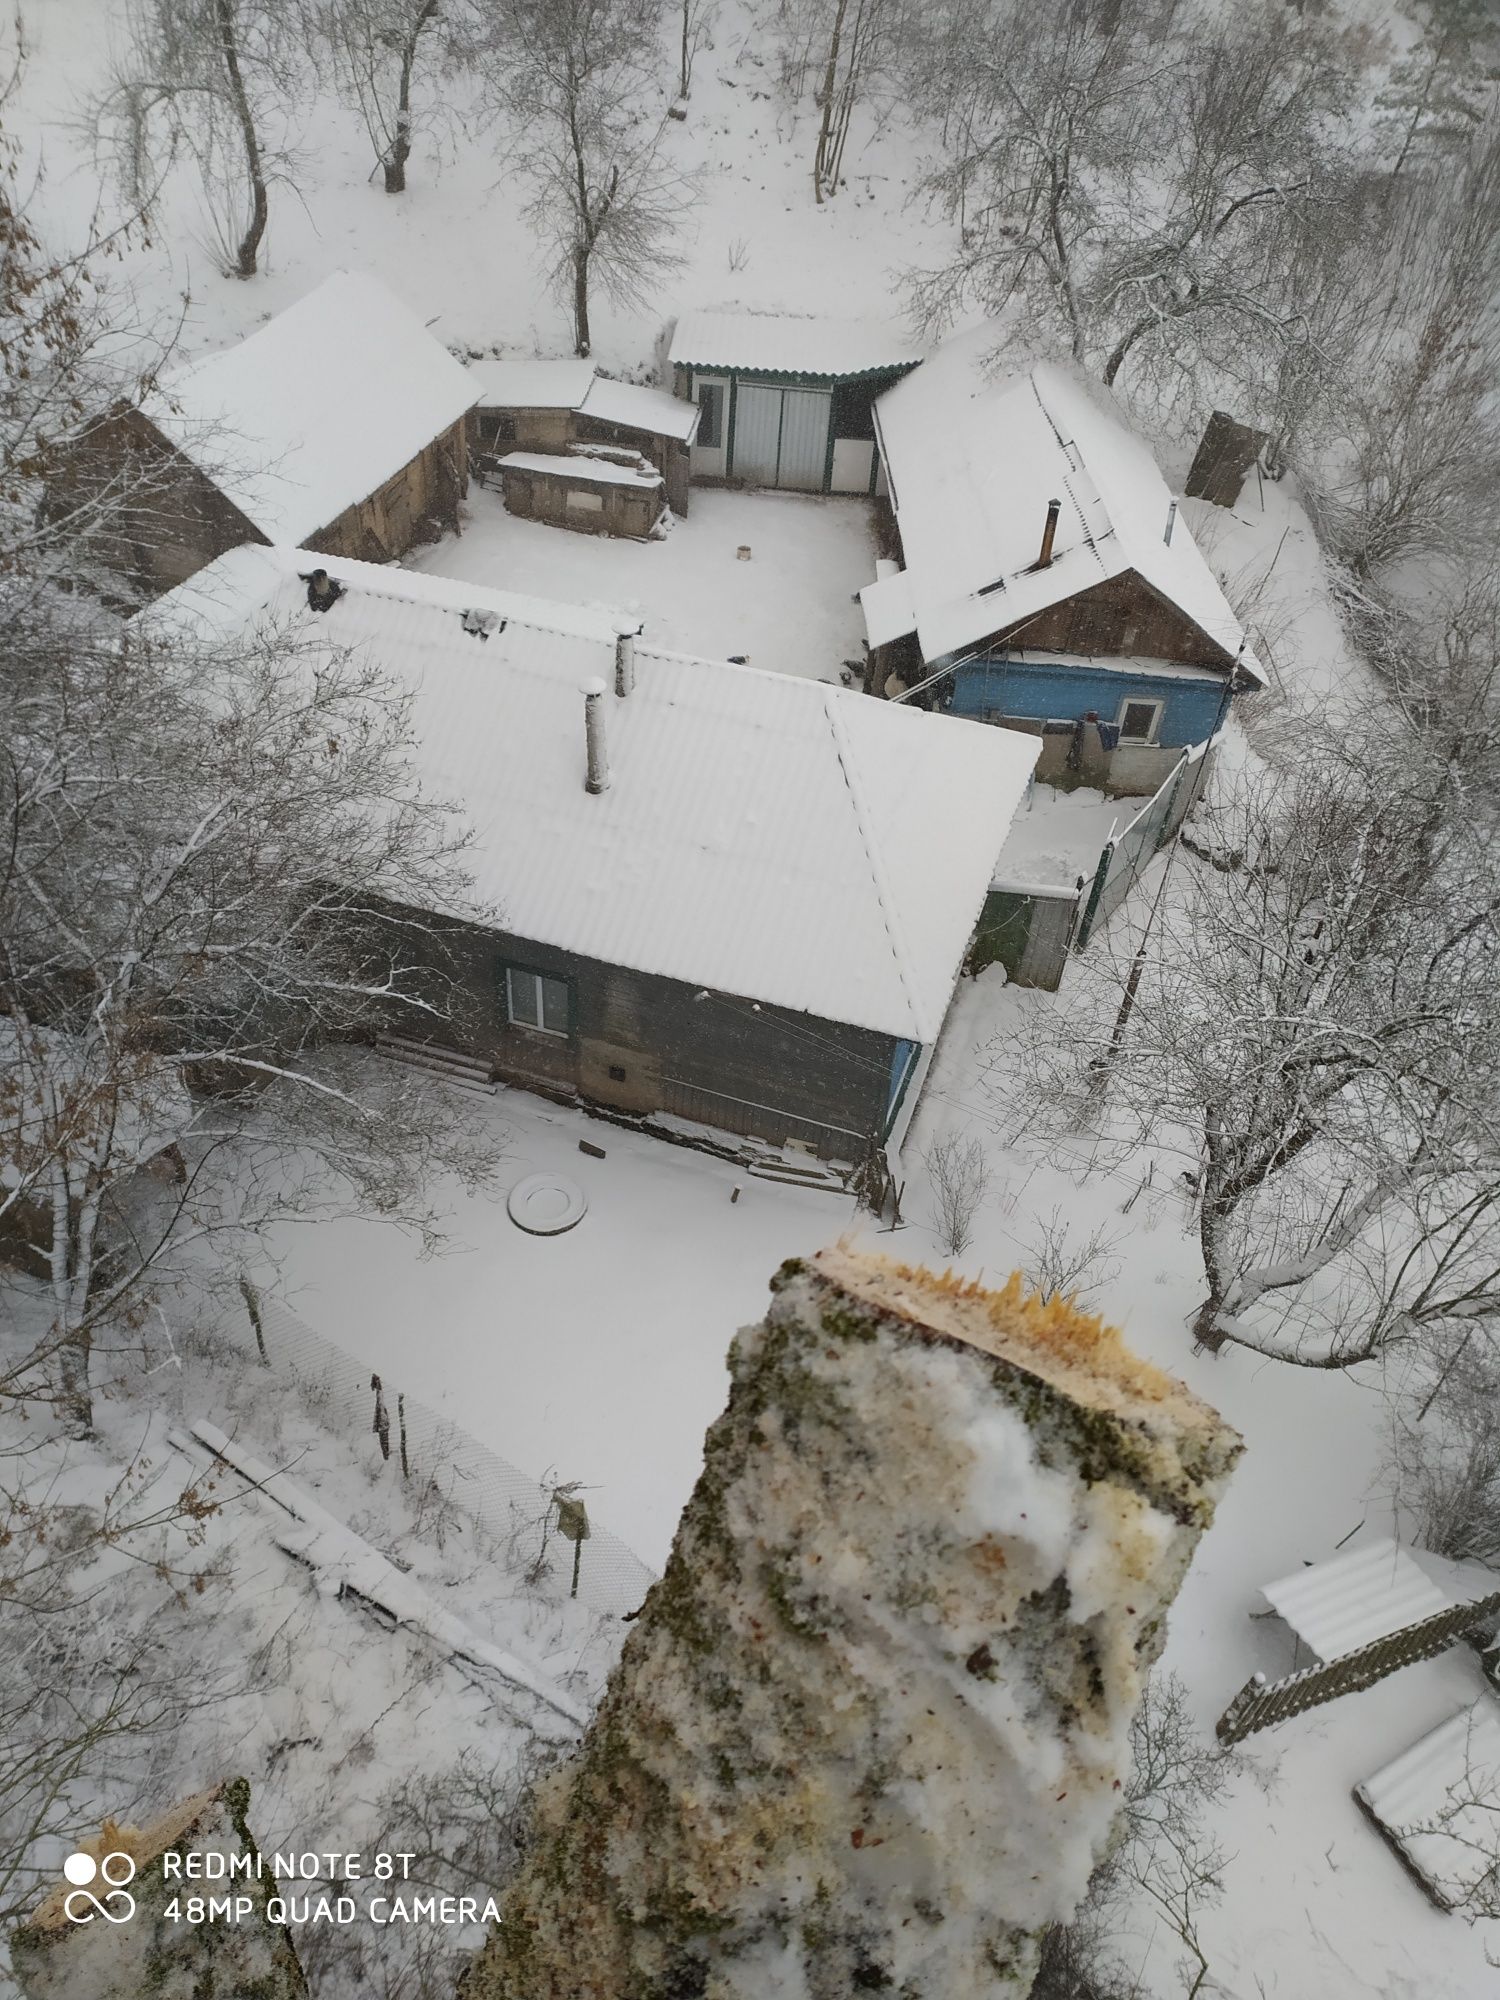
[148,270,479,548]
[867,328,1259,677]
[1258,1537,1451,1663]
[1356,1701,1500,1911]
[469,361,698,513]
[140,547,1038,1052]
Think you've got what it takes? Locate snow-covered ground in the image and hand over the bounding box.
[244,944,1500,1998]
[410,483,875,680]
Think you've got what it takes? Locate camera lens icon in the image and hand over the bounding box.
[63,1850,136,1924]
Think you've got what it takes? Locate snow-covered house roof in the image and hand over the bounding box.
[1356,1701,1500,1910]
[140,548,1038,1044]
[469,361,699,442]
[468,357,598,411]
[580,376,699,443]
[1258,1538,1451,1663]
[147,271,479,546]
[669,310,923,381]
[869,330,1260,679]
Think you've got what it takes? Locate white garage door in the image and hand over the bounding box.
[730,384,832,491]
[777,388,832,490]
[732,384,783,484]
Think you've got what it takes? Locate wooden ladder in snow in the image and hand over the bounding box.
[1216,1591,1500,1745]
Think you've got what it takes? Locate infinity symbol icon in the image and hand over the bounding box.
[62,1850,137,1925]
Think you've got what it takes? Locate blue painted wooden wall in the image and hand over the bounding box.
[942,654,1227,746]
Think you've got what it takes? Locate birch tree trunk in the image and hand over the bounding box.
[466,1245,1240,2000]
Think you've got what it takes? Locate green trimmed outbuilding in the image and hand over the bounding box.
[668,309,921,496]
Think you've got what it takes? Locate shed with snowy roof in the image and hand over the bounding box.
[668,309,922,497]
[862,330,1262,795]
[55,270,478,598]
[470,359,698,514]
[141,546,1039,1169]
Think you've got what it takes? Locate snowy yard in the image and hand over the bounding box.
[6,0,1500,1991]
[409,483,877,681]
[239,972,1498,1998]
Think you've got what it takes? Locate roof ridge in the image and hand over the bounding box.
[821,689,929,1043]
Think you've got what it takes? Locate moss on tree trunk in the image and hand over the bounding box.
[465,1247,1241,2000]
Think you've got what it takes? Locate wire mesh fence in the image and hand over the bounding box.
[221,1282,658,1619]
[1075,739,1211,949]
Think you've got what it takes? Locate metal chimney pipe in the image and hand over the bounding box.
[1164,500,1178,546]
[1038,497,1062,568]
[614,628,637,697]
[582,678,609,794]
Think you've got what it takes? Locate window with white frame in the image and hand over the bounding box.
[1117,698,1164,744]
[505,966,570,1036]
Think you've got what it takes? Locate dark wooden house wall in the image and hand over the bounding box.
[52,408,470,598]
[49,407,267,599]
[432,921,899,1158]
[979,569,1234,669]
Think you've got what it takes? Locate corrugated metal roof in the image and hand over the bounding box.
[149,271,479,546]
[142,549,1038,1042]
[1357,1701,1500,1909]
[581,376,700,442]
[669,309,923,380]
[1260,1537,1451,1663]
[869,333,1261,682]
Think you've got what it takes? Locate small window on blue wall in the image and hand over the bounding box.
[505,966,570,1036]
[1117,698,1164,744]
[696,382,724,449]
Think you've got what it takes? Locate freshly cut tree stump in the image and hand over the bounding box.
[11,1779,306,2000]
[467,1246,1242,2000]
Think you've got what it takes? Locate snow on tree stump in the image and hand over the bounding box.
[11,1779,307,2000]
[466,1245,1242,2000]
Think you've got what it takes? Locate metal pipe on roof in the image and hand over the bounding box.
[615,628,637,697]
[1164,500,1178,546]
[1037,498,1061,568]
[583,678,610,793]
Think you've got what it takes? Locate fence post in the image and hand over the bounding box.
[1075,841,1114,950]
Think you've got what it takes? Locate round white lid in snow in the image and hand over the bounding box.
[506,1171,588,1236]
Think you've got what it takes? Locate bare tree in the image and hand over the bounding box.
[903,0,1367,406]
[925,1131,990,1256]
[0,59,177,583]
[1037,1673,1240,2000]
[1290,124,1500,577]
[1377,0,1500,183]
[472,0,694,357]
[1057,689,1500,1368]
[0,599,500,1435]
[92,0,304,277]
[311,0,444,192]
[1021,1206,1124,1310]
[1386,1333,1500,1565]
[0,1409,229,1933]
[676,0,714,100]
[797,0,906,202]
